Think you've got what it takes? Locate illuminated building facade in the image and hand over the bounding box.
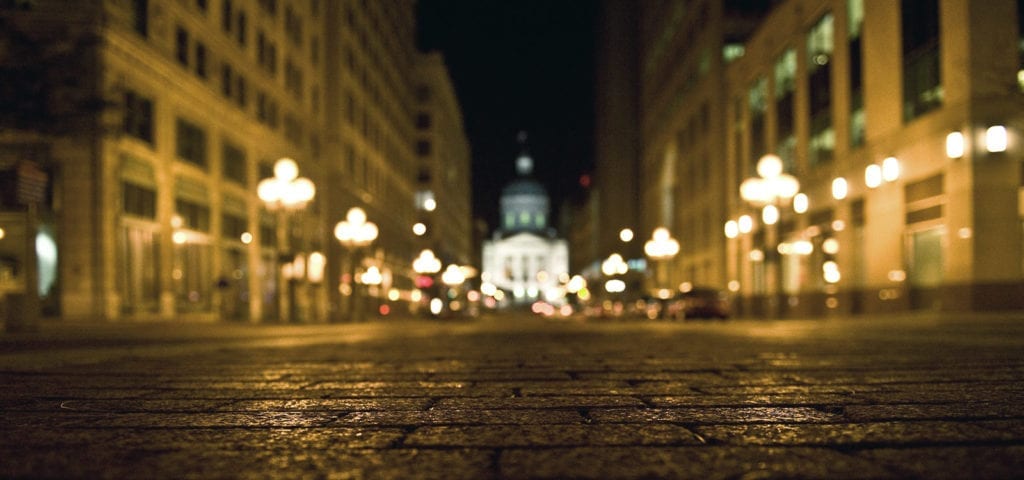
[413,52,474,269]
[0,0,445,322]
[482,144,569,305]
[623,0,1024,315]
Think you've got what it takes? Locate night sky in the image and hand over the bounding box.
[416,0,598,233]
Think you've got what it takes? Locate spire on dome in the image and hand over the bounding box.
[515,131,533,176]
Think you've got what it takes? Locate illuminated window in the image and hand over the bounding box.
[849,0,865,147]
[807,13,834,166]
[723,44,745,63]
[774,49,796,169]
[1018,0,1024,90]
[748,77,768,163]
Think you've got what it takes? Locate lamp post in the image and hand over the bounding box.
[643,227,680,300]
[738,154,800,317]
[412,249,442,314]
[441,264,467,316]
[257,158,315,323]
[333,207,378,321]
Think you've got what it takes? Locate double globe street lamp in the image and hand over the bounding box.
[644,227,680,300]
[738,154,800,317]
[333,207,378,321]
[257,158,316,323]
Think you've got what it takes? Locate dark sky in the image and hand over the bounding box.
[416,0,597,233]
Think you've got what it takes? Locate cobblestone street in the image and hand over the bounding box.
[2,312,1024,479]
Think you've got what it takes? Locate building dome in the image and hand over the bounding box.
[502,178,547,197]
[499,141,550,233]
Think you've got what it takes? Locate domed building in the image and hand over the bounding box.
[482,136,569,305]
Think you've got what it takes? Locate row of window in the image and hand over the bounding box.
[738,0,940,176]
[122,180,274,247]
[124,89,250,185]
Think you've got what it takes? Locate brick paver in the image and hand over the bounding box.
[1,313,1023,479]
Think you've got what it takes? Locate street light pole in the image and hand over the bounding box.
[333,207,378,322]
[257,158,315,323]
[738,154,800,318]
[643,227,680,301]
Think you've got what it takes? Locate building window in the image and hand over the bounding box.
[236,11,247,46]
[848,0,866,147]
[258,0,276,16]
[175,27,189,66]
[175,198,211,231]
[221,63,233,98]
[285,5,302,45]
[257,32,277,74]
[119,223,161,314]
[221,0,233,32]
[222,212,247,239]
[774,49,797,171]
[236,76,247,107]
[284,59,303,99]
[416,113,431,130]
[176,118,208,168]
[122,182,156,218]
[311,36,320,67]
[195,42,207,78]
[807,13,834,166]
[416,140,431,156]
[1018,0,1024,91]
[902,0,942,121]
[124,90,154,145]
[284,114,302,146]
[222,141,247,185]
[748,77,767,169]
[132,0,148,37]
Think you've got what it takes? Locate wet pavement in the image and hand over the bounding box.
[2,312,1024,479]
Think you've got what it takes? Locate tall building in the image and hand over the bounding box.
[720,0,1024,314]
[635,0,777,299]
[598,0,1024,316]
[412,52,473,269]
[0,0,461,323]
[590,0,643,287]
[482,138,569,305]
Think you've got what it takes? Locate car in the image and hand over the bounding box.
[669,287,731,320]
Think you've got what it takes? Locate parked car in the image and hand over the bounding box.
[666,287,731,320]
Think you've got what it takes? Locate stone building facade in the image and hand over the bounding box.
[0,0,469,322]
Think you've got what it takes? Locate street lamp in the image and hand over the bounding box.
[413,249,442,275]
[738,154,800,317]
[643,227,679,299]
[257,157,316,323]
[333,207,378,321]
